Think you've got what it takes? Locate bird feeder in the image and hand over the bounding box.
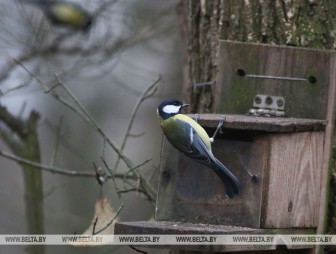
[115,41,336,252]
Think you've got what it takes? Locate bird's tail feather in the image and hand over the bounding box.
[210,158,240,198]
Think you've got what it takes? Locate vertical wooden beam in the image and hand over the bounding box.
[316,53,336,253]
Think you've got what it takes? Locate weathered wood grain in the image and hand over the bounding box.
[263,132,324,228]
[215,41,334,120]
[116,220,272,234]
[155,132,265,228]
[316,54,336,253]
[115,220,315,252]
[186,114,326,132]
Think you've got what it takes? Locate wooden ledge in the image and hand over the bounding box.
[116,220,269,234]
[115,220,315,252]
[187,114,326,133]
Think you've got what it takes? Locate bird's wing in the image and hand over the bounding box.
[173,118,240,198]
[174,118,213,163]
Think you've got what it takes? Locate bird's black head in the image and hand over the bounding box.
[157,99,189,120]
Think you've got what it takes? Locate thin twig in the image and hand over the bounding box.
[54,74,157,201]
[117,187,155,205]
[101,157,153,201]
[0,83,28,96]
[129,246,148,254]
[50,115,63,167]
[101,156,121,200]
[42,119,90,163]
[15,62,87,121]
[14,62,134,172]
[123,77,159,147]
[93,203,125,235]
[123,157,152,180]
[122,77,160,150]
[128,131,145,138]
[92,217,99,235]
[0,149,137,180]
[117,188,140,194]
[136,175,156,204]
[102,137,107,160]
[0,149,94,177]
[14,61,157,201]
[14,60,49,91]
[55,74,134,170]
[113,76,160,171]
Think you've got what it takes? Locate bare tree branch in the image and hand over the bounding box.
[13,62,158,202]
[113,76,160,171]
[55,74,134,170]
[0,149,141,180]
[50,115,63,167]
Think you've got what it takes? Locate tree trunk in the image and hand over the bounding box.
[0,108,44,254]
[21,112,44,254]
[176,0,336,252]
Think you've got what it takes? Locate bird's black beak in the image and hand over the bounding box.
[180,103,189,113]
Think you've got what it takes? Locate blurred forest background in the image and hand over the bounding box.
[0,0,180,253]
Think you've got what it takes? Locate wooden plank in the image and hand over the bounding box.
[215,41,333,119]
[263,132,324,228]
[116,220,272,234]
[186,114,326,132]
[115,220,316,234]
[315,51,336,254]
[114,220,315,252]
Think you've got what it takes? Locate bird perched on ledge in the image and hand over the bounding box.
[157,99,240,198]
[22,0,93,32]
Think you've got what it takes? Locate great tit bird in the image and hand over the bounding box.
[23,0,93,32]
[157,99,240,198]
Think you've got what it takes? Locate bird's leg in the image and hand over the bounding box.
[210,115,225,143]
[192,114,199,123]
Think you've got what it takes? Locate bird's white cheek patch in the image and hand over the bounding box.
[162,105,181,114]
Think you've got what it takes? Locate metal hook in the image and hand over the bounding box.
[193,81,214,87]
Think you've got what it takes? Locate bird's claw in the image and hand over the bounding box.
[218,115,225,128]
[192,114,199,123]
[211,115,226,142]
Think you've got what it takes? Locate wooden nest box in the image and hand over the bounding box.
[115,41,336,252]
